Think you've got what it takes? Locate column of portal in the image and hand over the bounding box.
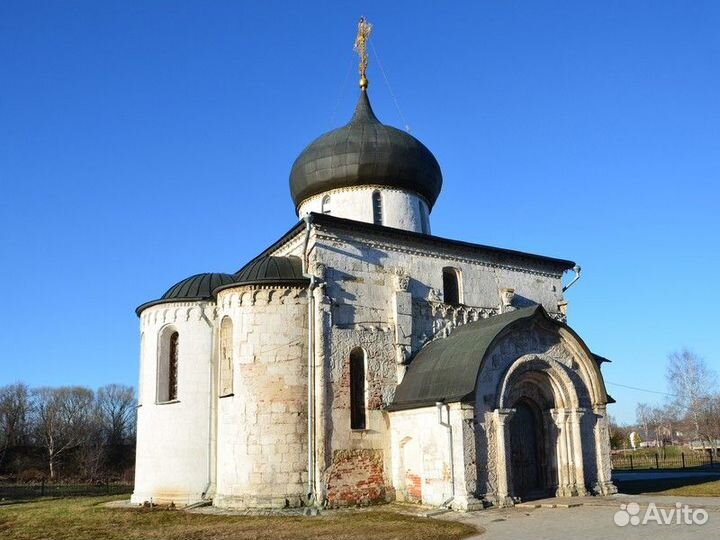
[493,408,515,507]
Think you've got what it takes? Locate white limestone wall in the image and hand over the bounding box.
[214,286,309,509]
[267,225,567,507]
[297,186,431,234]
[312,227,566,353]
[131,301,215,505]
[389,406,469,507]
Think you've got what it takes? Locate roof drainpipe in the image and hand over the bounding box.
[302,215,319,514]
[562,264,582,293]
[200,307,216,503]
[436,402,455,509]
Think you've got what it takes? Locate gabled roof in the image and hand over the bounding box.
[247,213,576,274]
[136,213,575,316]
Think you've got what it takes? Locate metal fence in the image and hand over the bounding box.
[612,451,717,470]
[0,480,133,501]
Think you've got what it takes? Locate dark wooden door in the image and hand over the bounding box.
[509,400,544,499]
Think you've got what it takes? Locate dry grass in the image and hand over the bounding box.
[615,477,720,497]
[0,496,478,540]
[644,479,720,497]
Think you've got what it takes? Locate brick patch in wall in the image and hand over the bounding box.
[405,473,422,503]
[325,449,388,507]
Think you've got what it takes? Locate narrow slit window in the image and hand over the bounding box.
[349,347,366,430]
[418,200,428,233]
[372,191,383,225]
[158,329,179,403]
[167,332,179,401]
[219,317,234,397]
[442,267,461,305]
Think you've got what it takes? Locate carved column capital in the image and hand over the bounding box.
[568,407,587,423]
[549,407,568,426]
[493,408,516,425]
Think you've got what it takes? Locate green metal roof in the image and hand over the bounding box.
[390,305,608,410]
[390,306,541,410]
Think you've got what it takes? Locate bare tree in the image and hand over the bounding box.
[666,349,718,454]
[696,394,720,457]
[0,383,31,467]
[608,415,630,450]
[77,400,106,481]
[636,403,653,444]
[96,384,136,446]
[651,405,678,455]
[31,387,95,479]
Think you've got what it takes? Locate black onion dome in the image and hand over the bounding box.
[136,272,235,315]
[289,90,443,209]
[213,255,308,294]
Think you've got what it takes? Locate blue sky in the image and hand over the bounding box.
[1,1,718,424]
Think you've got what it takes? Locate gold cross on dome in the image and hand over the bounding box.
[354,17,373,90]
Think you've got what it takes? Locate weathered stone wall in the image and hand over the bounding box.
[321,326,397,505]
[313,225,566,329]
[388,407,450,506]
[301,222,568,507]
[132,218,579,510]
[131,302,216,506]
[214,285,309,509]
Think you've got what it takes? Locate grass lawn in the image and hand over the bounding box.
[0,496,478,540]
[615,477,720,497]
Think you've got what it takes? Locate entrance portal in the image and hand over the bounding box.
[508,399,547,499]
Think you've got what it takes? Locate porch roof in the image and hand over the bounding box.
[388,305,609,411]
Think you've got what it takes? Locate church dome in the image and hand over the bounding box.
[289,90,443,209]
[213,255,308,294]
[161,272,235,300]
[136,272,235,315]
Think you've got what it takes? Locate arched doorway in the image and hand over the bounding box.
[508,398,547,499]
[496,356,585,502]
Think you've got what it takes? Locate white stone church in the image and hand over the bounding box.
[132,24,616,511]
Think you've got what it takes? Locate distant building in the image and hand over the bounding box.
[131,20,616,510]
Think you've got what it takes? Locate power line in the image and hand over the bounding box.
[329,54,356,126]
[605,380,678,398]
[370,39,410,132]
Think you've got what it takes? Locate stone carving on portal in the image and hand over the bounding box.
[483,413,498,498]
[472,320,612,506]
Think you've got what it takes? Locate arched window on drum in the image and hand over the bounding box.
[157,328,179,403]
[372,191,383,226]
